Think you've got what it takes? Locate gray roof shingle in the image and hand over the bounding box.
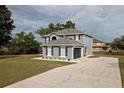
[42,28,92,37]
[43,38,83,47]
[93,39,106,43]
[54,29,83,35]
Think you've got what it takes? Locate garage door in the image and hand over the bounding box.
[52,47,60,58]
[74,48,81,59]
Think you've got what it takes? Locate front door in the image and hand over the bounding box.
[53,47,59,58]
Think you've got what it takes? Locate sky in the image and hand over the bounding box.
[7,5,124,42]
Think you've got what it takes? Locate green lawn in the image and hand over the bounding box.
[0,55,73,87]
[94,52,124,88]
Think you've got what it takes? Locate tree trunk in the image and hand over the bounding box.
[0,45,2,55]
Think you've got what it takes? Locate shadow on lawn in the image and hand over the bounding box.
[0,55,20,59]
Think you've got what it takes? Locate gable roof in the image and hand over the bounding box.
[54,29,83,35]
[93,39,106,43]
[43,38,83,47]
[42,28,92,38]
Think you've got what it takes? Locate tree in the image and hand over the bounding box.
[9,32,40,54]
[36,27,52,36]
[111,35,124,50]
[0,5,15,54]
[48,23,54,31]
[54,23,64,31]
[65,20,75,29]
[24,32,40,54]
[36,20,75,36]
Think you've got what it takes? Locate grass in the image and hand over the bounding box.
[94,52,124,88]
[0,55,73,87]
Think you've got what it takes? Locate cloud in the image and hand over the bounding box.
[7,5,124,42]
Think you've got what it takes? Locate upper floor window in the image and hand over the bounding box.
[52,36,57,41]
[79,35,80,40]
[60,36,63,38]
[68,38,73,40]
[74,35,76,40]
[44,37,46,43]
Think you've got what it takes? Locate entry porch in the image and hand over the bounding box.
[42,46,84,60]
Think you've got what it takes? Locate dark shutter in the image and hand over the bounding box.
[51,46,53,56]
[74,35,76,40]
[65,47,68,56]
[44,37,46,43]
[59,47,61,56]
[46,46,47,55]
[49,37,50,42]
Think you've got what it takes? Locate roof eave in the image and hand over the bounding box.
[42,44,83,47]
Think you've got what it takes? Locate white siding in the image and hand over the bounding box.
[81,47,84,58]
[75,35,79,41]
[42,46,47,57]
[46,37,49,43]
[72,47,74,59]
[78,35,84,44]
[67,35,75,40]
[84,35,93,56]
[42,37,45,44]
[78,35,93,56]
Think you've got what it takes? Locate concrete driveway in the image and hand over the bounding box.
[6,57,122,88]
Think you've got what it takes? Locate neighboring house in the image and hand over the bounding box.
[93,39,107,52]
[42,28,93,60]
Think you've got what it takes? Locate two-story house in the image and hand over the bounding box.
[93,39,107,52]
[42,29,93,60]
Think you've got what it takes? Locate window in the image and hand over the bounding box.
[52,36,57,41]
[68,38,73,40]
[79,35,80,40]
[74,35,76,40]
[60,36,63,38]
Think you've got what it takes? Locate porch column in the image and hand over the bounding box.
[81,47,84,58]
[72,47,74,59]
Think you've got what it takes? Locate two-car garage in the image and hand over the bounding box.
[43,46,82,59]
[52,47,81,59]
